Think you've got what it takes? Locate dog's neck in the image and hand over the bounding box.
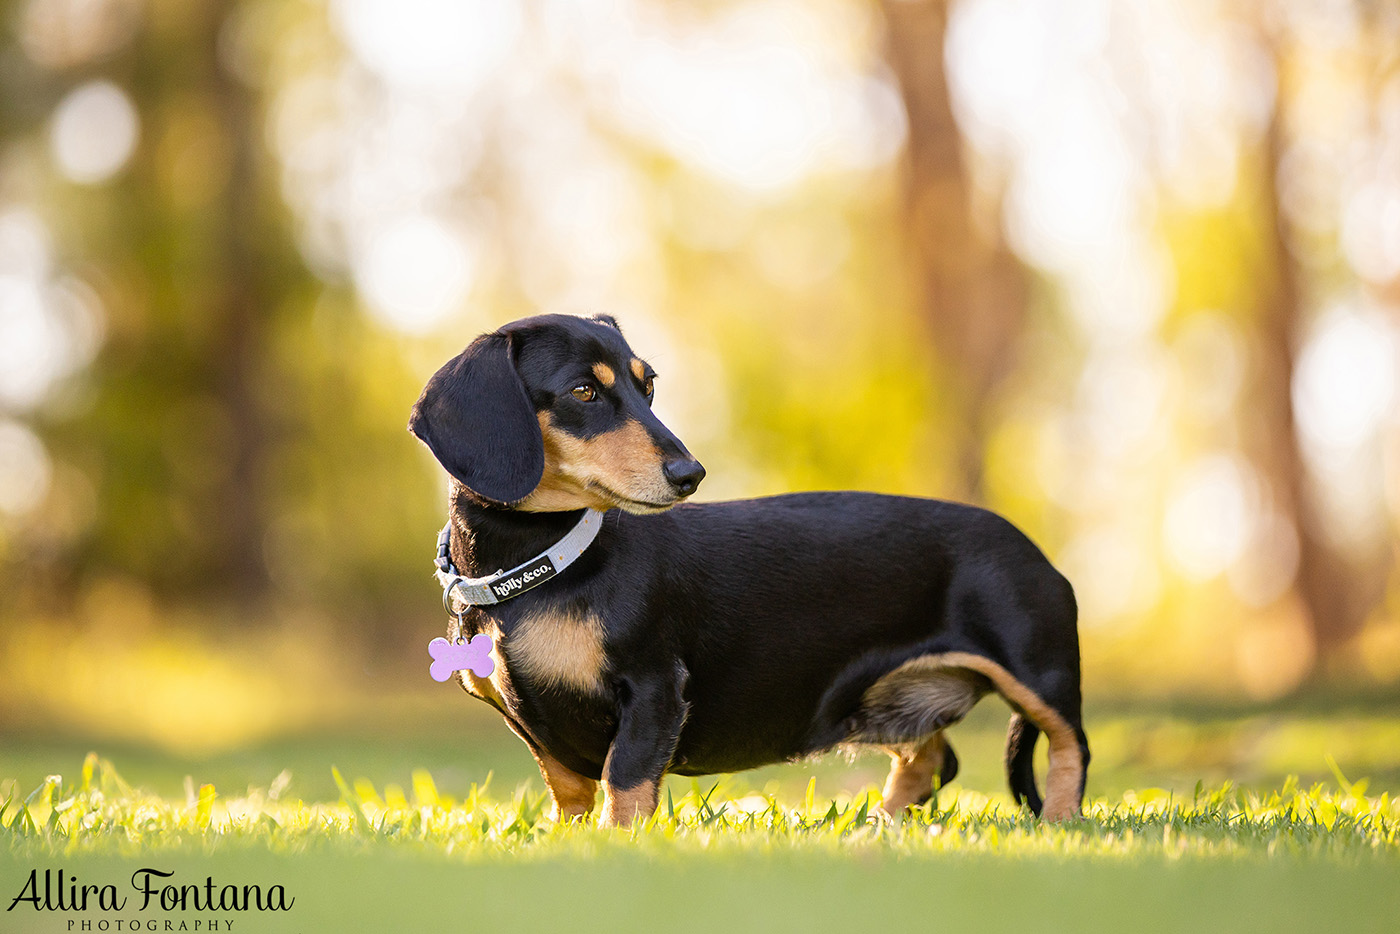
[446,482,589,579]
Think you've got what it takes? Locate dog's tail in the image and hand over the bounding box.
[1004,713,1043,816]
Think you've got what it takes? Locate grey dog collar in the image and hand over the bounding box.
[435,509,605,613]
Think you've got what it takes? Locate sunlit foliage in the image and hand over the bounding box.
[0,0,1397,749]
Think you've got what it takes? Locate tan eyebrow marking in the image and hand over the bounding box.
[592,363,616,387]
[630,358,646,381]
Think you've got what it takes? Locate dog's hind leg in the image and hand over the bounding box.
[858,651,1086,820]
[879,731,959,814]
[937,652,1086,821]
[1002,667,1088,822]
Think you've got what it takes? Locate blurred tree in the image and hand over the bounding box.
[1248,18,1393,674]
[2,0,1395,695]
[879,0,1028,503]
[27,0,313,604]
[202,0,275,598]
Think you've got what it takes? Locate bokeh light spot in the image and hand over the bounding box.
[21,0,142,70]
[50,80,140,184]
[1293,307,1398,452]
[333,0,521,93]
[0,276,63,409]
[1164,454,1254,581]
[0,418,52,519]
[0,208,53,278]
[352,215,475,334]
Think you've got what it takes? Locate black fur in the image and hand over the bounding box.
[409,332,544,506]
[1005,713,1042,813]
[410,314,1088,816]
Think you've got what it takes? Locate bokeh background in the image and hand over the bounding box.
[2,0,1399,802]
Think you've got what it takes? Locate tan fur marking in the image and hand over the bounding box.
[630,358,646,381]
[530,747,597,821]
[879,733,950,813]
[591,362,616,387]
[583,419,663,499]
[518,413,672,513]
[600,779,659,828]
[859,663,986,740]
[883,652,1083,821]
[461,622,509,707]
[510,608,606,692]
[463,670,504,707]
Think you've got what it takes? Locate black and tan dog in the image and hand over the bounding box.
[410,314,1088,826]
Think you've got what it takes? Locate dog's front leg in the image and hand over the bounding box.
[530,746,598,822]
[599,667,689,828]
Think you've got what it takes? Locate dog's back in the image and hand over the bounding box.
[610,492,1079,778]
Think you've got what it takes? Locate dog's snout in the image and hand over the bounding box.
[663,458,706,497]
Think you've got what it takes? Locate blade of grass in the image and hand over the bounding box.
[331,766,371,834]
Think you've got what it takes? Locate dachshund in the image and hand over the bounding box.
[409,313,1088,826]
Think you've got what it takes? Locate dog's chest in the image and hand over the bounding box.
[461,606,615,736]
[502,608,610,694]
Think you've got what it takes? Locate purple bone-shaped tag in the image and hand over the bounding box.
[428,634,495,682]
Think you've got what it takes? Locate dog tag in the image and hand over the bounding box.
[428,633,495,682]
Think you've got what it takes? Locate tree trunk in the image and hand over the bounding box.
[879,0,1027,502]
[204,0,271,597]
[1252,33,1381,672]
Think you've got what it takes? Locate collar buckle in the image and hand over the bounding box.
[442,577,468,615]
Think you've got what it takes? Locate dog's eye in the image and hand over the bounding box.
[571,384,596,402]
[642,376,654,398]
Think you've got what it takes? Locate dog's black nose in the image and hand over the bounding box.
[663,458,706,497]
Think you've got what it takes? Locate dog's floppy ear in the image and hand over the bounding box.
[408,332,544,506]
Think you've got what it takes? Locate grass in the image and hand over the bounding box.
[7,690,1400,801]
[5,753,1398,861]
[4,697,1400,933]
[2,752,1398,933]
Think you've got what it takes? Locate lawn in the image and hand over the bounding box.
[3,697,1400,933]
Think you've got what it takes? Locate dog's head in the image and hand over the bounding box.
[409,314,705,513]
